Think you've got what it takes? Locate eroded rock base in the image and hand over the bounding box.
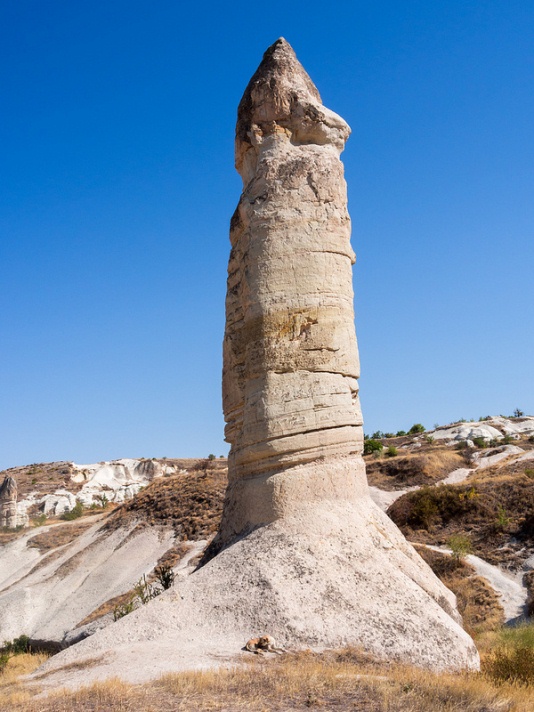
[34,462,479,689]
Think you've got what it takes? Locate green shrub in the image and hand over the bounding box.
[134,574,161,605]
[396,430,406,437]
[32,513,47,527]
[447,533,472,563]
[2,635,30,655]
[363,439,383,456]
[408,423,425,434]
[494,506,511,531]
[472,437,487,448]
[371,431,384,440]
[525,468,534,479]
[386,446,398,458]
[113,596,136,621]
[424,434,434,444]
[391,485,480,530]
[61,500,84,521]
[208,454,215,460]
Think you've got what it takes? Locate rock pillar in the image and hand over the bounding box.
[219,38,367,544]
[0,476,18,528]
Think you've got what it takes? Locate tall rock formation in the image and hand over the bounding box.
[219,38,366,545]
[0,476,18,528]
[33,40,479,685]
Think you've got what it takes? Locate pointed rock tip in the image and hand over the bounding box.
[237,38,321,131]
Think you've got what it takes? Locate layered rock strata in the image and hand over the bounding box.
[219,38,366,545]
[32,40,479,685]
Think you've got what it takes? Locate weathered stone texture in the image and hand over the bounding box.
[223,39,363,517]
[0,476,18,528]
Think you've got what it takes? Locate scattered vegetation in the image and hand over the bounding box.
[366,449,465,490]
[447,533,473,562]
[104,464,227,541]
[2,646,533,711]
[113,566,176,621]
[415,545,504,635]
[60,501,84,521]
[408,423,426,434]
[363,439,383,455]
[484,623,534,686]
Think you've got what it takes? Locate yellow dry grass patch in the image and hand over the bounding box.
[2,650,533,711]
[0,653,49,708]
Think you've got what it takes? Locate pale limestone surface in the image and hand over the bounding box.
[30,40,479,687]
[0,516,177,644]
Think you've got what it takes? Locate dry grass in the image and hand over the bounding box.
[104,464,227,540]
[2,649,533,711]
[366,448,467,490]
[388,471,534,567]
[0,461,80,500]
[414,545,505,635]
[0,653,49,708]
[27,520,96,553]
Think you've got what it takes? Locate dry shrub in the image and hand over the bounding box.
[27,520,95,553]
[415,545,504,634]
[366,449,465,489]
[485,646,534,686]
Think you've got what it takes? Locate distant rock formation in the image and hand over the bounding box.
[0,476,18,528]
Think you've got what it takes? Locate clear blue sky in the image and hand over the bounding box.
[1,1,533,469]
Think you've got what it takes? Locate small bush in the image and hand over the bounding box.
[389,485,480,530]
[408,423,425,434]
[385,446,398,458]
[472,437,487,448]
[513,408,524,418]
[133,575,161,605]
[396,430,406,437]
[371,430,384,440]
[494,505,511,531]
[525,468,534,479]
[208,454,215,460]
[155,564,175,590]
[113,596,136,621]
[447,533,472,563]
[486,647,533,685]
[363,439,383,456]
[32,514,47,527]
[61,500,84,521]
[2,635,31,655]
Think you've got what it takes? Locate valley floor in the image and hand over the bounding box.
[2,642,534,712]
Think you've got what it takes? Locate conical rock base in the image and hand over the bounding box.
[34,468,479,688]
